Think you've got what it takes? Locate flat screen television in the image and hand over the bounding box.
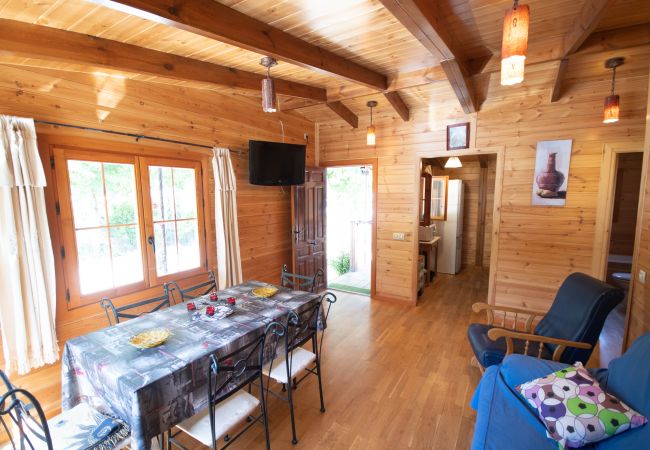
[248,140,306,186]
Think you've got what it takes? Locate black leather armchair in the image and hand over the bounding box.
[468,272,624,371]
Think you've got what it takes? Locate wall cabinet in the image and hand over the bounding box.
[420,174,448,225]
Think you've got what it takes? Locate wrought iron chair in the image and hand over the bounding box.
[165,270,218,304]
[0,370,129,450]
[263,292,337,444]
[100,289,171,326]
[280,264,324,293]
[468,272,624,372]
[167,322,285,450]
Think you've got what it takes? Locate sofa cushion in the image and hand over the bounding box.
[468,323,552,368]
[606,333,650,414]
[515,362,647,448]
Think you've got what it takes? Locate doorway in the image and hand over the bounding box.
[598,150,644,364]
[418,153,498,300]
[325,164,375,296]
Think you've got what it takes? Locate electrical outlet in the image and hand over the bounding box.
[639,270,646,284]
[393,232,405,241]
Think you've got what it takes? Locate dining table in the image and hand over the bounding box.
[60,281,322,450]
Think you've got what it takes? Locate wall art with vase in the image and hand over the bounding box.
[531,139,573,206]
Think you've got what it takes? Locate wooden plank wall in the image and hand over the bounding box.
[627,65,650,347]
[317,46,650,307]
[0,63,315,417]
[430,156,496,268]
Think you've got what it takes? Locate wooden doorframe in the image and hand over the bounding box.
[319,159,378,298]
[592,142,645,279]
[591,141,646,351]
[414,146,505,306]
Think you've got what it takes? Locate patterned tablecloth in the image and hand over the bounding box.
[61,281,321,450]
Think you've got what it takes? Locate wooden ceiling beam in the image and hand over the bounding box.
[551,0,612,102]
[379,0,479,113]
[550,58,570,103]
[440,59,476,114]
[562,0,613,56]
[383,91,410,122]
[94,0,388,91]
[0,19,326,102]
[378,0,459,61]
[325,101,359,128]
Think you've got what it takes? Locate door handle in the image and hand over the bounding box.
[147,235,156,253]
[308,240,317,245]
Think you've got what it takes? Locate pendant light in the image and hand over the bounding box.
[260,56,278,113]
[445,157,463,168]
[501,0,530,86]
[367,100,377,146]
[603,57,624,124]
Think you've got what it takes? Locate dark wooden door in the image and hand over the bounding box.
[292,167,327,291]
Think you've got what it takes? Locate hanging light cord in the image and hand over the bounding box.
[513,0,519,8]
[611,66,617,95]
[370,105,374,126]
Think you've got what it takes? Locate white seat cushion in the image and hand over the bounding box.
[263,347,316,384]
[12,403,129,450]
[176,390,260,447]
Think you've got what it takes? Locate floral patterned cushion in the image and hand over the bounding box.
[515,362,647,448]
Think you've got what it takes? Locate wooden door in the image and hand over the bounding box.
[292,167,327,291]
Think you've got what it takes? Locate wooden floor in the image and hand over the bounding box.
[177,267,488,450]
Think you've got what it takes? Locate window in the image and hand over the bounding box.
[53,148,207,308]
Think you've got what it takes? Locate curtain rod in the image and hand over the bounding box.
[34,120,243,154]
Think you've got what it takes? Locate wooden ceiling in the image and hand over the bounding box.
[0,0,648,124]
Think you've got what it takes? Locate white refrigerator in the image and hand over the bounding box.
[434,179,463,275]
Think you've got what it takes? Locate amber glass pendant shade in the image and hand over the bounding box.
[260,56,278,113]
[366,100,378,146]
[603,94,620,124]
[366,125,376,146]
[261,77,277,113]
[501,3,530,86]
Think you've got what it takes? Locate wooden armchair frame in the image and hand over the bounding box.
[470,302,592,371]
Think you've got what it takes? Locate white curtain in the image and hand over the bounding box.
[212,147,243,288]
[0,116,58,375]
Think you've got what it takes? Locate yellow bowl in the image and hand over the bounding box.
[129,328,171,349]
[251,286,279,298]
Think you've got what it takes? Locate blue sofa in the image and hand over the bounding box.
[471,332,650,449]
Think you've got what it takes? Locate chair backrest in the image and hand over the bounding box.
[286,292,337,363]
[207,322,285,447]
[100,290,171,326]
[534,272,623,364]
[281,264,324,293]
[165,270,218,304]
[0,371,53,450]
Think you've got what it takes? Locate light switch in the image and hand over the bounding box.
[639,270,646,284]
[393,232,405,241]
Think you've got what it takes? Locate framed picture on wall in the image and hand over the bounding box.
[447,123,470,150]
[531,139,573,206]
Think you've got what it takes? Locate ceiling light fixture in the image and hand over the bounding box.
[260,56,278,113]
[501,0,530,86]
[445,157,463,168]
[603,57,624,124]
[367,100,378,146]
